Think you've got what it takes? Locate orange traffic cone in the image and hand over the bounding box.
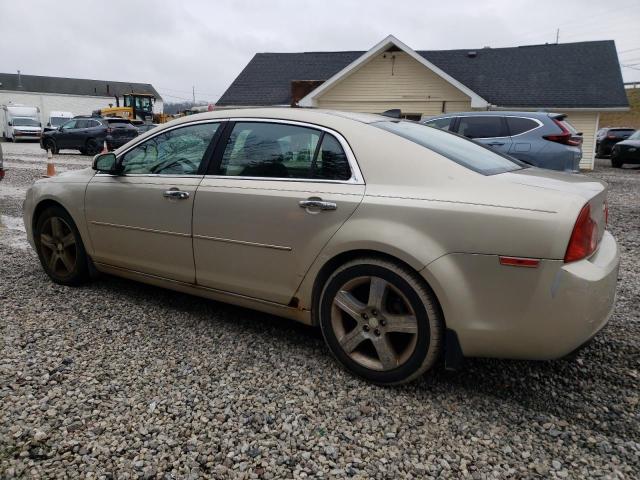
[101,141,108,154]
[45,148,56,177]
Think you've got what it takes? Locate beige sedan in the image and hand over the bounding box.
[23,108,620,384]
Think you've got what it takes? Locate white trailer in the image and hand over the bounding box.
[44,110,74,132]
[0,104,42,141]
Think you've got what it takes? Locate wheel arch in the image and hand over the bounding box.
[306,248,444,328]
[31,196,94,255]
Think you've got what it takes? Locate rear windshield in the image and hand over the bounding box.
[13,117,40,127]
[105,119,133,127]
[610,128,635,135]
[372,120,524,175]
[629,131,640,140]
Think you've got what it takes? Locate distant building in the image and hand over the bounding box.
[0,72,163,125]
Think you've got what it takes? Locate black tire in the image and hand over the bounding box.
[34,206,90,286]
[611,157,623,168]
[45,139,59,155]
[85,138,100,155]
[318,257,443,385]
[79,148,87,155]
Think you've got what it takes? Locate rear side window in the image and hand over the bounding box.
[219,122,351,180]
[506,117,539,136]
[423,117,453,131]
[457,116,507,139]
[373,121,523,175]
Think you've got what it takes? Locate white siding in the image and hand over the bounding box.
[553,111,599,170]
[317,51,470,116]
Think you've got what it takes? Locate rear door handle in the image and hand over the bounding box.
[163,189,190,200]
[299,199,337,211]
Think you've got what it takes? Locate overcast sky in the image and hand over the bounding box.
[3,0,639,103]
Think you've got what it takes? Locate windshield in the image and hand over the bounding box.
[13,117,40,127]
[373,120,524,175]
[629,131,640,140]
[50,117,68,127]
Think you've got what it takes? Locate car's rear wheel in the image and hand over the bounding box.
[45,139,59,155]
[318,258,443,385]
[34,206,89,286]
[85,138,100,155]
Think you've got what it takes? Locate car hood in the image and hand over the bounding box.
[616,139,640,147]
[35,167,95,185]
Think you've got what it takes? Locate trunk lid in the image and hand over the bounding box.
[500,167,608,248]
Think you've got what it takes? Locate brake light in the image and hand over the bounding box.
[544,119,582,146]
[604,201,609,226]
[564,204,598,263]
[606,134,617,139]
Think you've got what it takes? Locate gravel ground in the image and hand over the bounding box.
[1,142,639,479]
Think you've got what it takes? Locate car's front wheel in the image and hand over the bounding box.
[318,258,443,385]
[34,206,90,286]
[611,157,623,168]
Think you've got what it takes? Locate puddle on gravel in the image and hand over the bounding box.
[0,214,30,250]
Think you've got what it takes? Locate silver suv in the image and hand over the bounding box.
[422,111,583,172]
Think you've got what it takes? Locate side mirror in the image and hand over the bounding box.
[7,121,12,126]
[92,152,120,174]
[47,122,51,127]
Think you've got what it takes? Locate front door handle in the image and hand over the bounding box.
[487,141,505,146]
[299,198,337,211]
[163,189,190,200]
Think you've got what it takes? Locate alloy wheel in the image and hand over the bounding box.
[39,216,77,277]
[330,276,419,371]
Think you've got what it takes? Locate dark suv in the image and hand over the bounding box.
[40,117,138,155]
[595,127,635,158]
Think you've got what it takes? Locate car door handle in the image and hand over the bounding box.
[487,141,505,146]
[163,189,190,200]
[299,199,337,211]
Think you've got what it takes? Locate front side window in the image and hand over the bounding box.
[219,122,351,180]
[61,120,77,130]
[121,122,219,175]
[423,117,453,131]
[457,116,507,139]
[506,117,539,136]
[373,120,523,175]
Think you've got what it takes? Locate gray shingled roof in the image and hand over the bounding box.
[0,73,161,100]
[217,40,627,109]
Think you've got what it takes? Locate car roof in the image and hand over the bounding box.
[423,111,558,120]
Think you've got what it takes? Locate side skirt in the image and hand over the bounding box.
[93,262,312,325]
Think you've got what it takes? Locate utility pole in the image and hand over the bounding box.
[192,86,195,105]
[555,28,560,44]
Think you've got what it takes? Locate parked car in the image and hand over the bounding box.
[40,117,138,155]
[44,111,74,132]
[0,142,4,181]
[23,109,619,385]
[136,123,159,134]
[422,111,583,172]
[0,104,42,142]
[595,127,635,158]
[611,130,640,167]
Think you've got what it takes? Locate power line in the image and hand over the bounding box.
[619,47,640,54]
[622,65,640,71]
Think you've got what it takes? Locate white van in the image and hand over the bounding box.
[45,111,74,132]
[0,105,42,141]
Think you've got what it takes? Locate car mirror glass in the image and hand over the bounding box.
[92,152,119,174]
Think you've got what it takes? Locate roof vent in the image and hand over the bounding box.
[467,51,477,58]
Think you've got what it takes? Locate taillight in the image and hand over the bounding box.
[106,127,113,134]
[564,204,598,263]
[604,201,609,226]
[544,119,582,146]
[606,134,617,139]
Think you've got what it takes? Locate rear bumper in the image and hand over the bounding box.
[421,231,619,360]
